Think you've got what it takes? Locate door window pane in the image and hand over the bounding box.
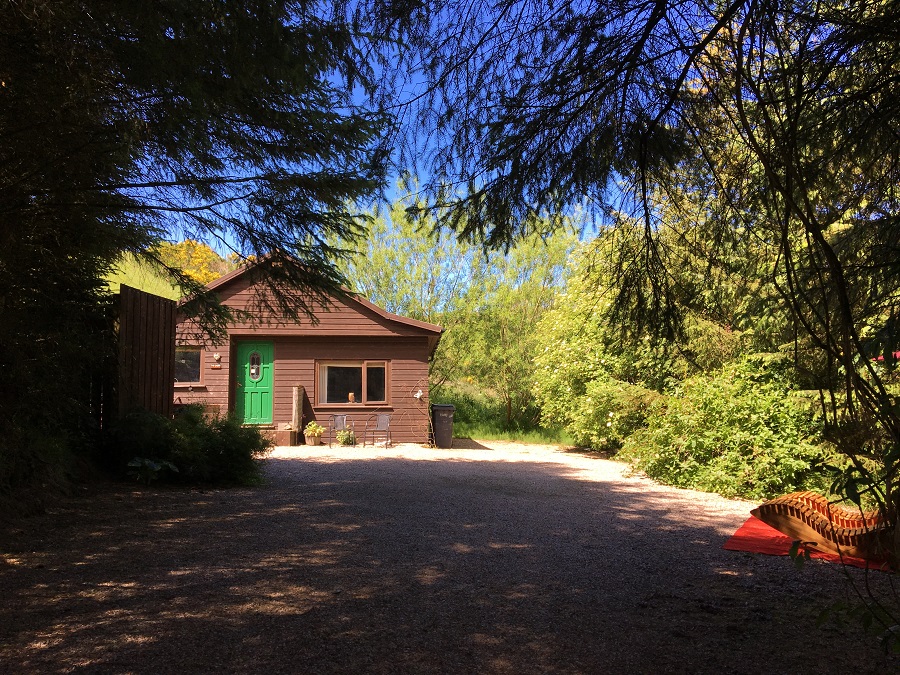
[249,352,262,382]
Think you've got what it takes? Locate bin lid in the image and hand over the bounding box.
[431,403,456,411]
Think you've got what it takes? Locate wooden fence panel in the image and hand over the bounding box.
[117,285,175,418]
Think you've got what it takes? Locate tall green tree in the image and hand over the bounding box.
[375,0,900,637]
[463,231,575,426]
[0,0,395,499]
[339,199,483,324]
[337,196,490,389]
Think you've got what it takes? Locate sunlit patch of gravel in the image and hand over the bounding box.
[1,439,897,674]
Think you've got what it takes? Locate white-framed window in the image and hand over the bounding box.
[317,361,388,405]
[175,347,202,383]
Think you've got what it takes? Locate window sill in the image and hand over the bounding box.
[314,404,392,410]
[174,383,206,390]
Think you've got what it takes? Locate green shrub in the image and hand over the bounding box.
[104,407,177,467]
[304,421,325,437]
[433,382,504,428]
[127,457,178,484]
[0,423,74,515]
[564,378,662,451]
[109,405,271,485]
[335,429,356,446]
[618,354,836,500]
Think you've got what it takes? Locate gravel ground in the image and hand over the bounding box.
[2,439,898,674]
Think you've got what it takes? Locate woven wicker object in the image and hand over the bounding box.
[751,491,890,560]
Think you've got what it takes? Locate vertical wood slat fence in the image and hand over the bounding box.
[117,285,176,419]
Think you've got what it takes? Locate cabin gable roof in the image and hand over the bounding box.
[185,262,442,354]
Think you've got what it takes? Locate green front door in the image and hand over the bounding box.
[236,341,274,425]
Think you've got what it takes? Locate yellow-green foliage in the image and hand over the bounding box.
[154,240,231,285]
[532,243,835,499]
[532,244,676,448]
[106,254,180,299]
[107,241,235,300]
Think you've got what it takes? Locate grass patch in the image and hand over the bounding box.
[433,380,572,445]
[453,422,574,445]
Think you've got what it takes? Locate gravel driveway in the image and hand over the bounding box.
[2,440,897,673]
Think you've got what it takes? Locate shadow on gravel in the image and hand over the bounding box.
[1,454,897,674]
[442,438,494,450]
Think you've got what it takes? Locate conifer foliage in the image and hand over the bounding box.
[394,0,900,539]
[0,1,391,500]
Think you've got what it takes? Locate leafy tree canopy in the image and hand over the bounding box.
[337,191,577,424]
[379,0,900,631]
[3,0,394,330]
[385,0,900,514]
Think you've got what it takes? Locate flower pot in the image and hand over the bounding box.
[305,434,321,446]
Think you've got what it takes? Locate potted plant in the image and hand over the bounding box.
[304,421,325,446]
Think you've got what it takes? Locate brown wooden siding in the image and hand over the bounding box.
[119,285,175,418]
[273,337,431,443]
[174,336,432,443]
[174,347,230,412]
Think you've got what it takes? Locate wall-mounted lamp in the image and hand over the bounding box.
[213,353,222,362]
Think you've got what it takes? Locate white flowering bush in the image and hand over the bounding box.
[567,378,661,450]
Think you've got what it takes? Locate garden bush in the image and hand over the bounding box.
[0,423,74,515]
[617,354,837,500]
[563,377,662,451]
[433,382,504,429]
[108,405,271,485]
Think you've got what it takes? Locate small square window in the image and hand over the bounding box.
[175,348,201,383]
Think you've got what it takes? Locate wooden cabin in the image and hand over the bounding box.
[173,265,442,444]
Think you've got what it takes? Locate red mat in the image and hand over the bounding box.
[724,516,890,571]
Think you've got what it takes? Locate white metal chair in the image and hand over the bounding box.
[327,414,354,447]
[363,413,392,447]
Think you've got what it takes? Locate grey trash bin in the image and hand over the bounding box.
[431,403,455,448]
